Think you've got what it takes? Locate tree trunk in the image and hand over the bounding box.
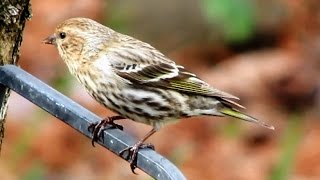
[0,0,32,152]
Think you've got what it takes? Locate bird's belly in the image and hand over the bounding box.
[89,85,183,128]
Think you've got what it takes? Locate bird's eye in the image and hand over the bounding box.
[59,32,66,39]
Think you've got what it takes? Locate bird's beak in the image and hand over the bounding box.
[42,34,57,45]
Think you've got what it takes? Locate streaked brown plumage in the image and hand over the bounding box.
[43,17,274,173]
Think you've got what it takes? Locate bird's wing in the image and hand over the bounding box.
[115,62,238,100]
[104,37,239,101]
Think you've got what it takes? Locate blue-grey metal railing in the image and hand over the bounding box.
[0,65,186,180]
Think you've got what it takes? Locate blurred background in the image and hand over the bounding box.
[1,0,320,179]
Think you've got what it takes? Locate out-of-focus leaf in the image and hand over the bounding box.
[22,162,46,180]
[270,114,303,180]
[220,120,241,138]
[201,0,255,43]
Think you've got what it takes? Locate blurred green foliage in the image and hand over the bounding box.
[270,114,303,180]
[22,162,46,180]
[104,2,130,34]
[220,120,242,138]
[51,72,73,94]
[9,116,41,168]
[201,0,255,43]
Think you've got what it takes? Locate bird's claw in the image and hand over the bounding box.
[119,143,155,174]
[88,116,125,147]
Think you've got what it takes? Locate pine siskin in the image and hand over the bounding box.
[43,17,274,173]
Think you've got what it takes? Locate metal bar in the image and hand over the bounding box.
[0,65,186,180]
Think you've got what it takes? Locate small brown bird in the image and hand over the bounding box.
[43,17,274,173]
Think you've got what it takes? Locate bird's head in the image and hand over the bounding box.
[43,17,115,63]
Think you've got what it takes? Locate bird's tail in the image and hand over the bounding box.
[220,107,275,130]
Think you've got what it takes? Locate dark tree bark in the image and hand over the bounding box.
[0,0,32,152]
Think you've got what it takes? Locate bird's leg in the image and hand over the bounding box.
[119,128,157,174]
[88,115,125,147]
